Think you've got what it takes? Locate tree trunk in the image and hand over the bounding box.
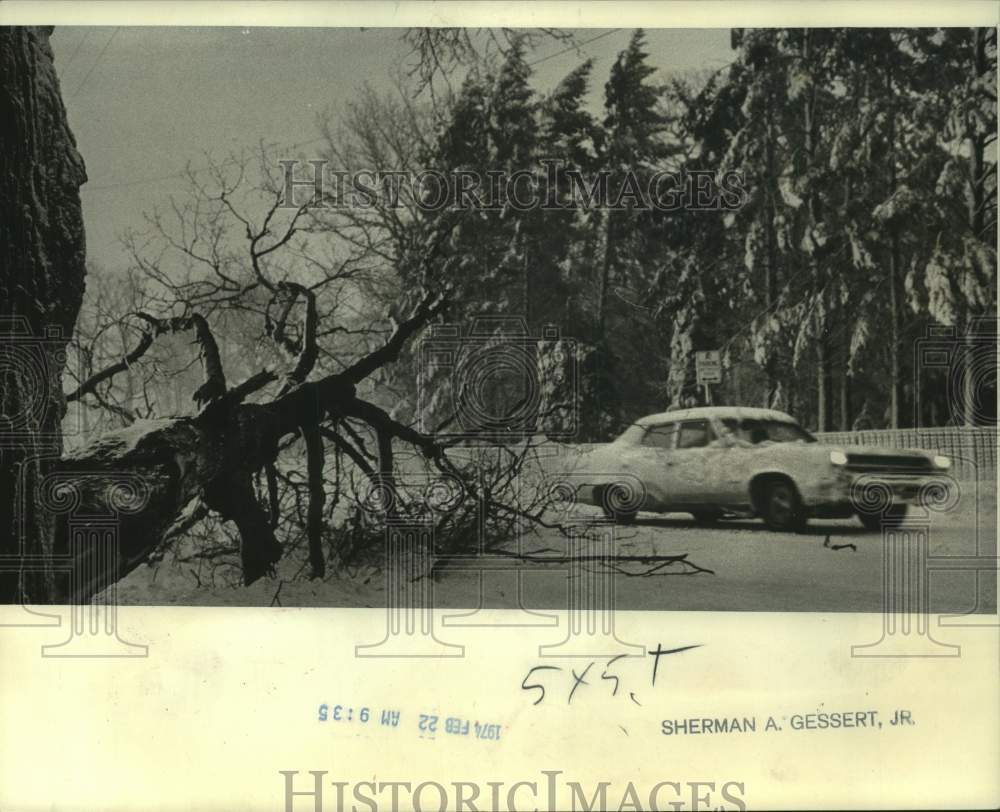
[887,232,902,428]
[839,349,852,430]
[886,53,903,429]
[596,209,615,342]
[762,56,780,408]
[52,383,340,600]
[839,175,853,431]
[801,30,833,431]
[816,340,833,432]
[0,27,88,603]
[961,27,990,426]
[38,282,447,603]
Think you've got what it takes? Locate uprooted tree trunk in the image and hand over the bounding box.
[2,27,706,605]
[55,289,449,601]
[0,22,458,604]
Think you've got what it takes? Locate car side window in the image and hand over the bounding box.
[641,422,677,449]
[677,419,714,449]
[721,417,743,440]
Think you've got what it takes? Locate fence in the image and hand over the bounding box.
[813,427,998,480]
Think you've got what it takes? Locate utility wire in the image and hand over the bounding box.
[527,28,623,67]
[62,28,90,71]
[83,28,626,193]
[83,136,326,192]
[71,27,118,99]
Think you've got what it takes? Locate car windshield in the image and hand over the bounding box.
[721,418,816,445]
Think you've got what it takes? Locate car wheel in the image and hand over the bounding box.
[691,511,722,524]
[857,505,908,532]
[760,479,806,532]
[596,484,638,525]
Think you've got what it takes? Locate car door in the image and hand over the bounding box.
[669,419,720,506]
[632,421,680,510]
[713,417,759,504]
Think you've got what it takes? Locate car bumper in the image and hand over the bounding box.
[802,472,952,517]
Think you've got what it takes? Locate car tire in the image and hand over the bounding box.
[760,478,807,532]
[857,505,908,532]
[596,485,638,525]
[691,511,723,524]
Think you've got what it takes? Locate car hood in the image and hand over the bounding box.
[812,442,934,460]
[566,440,938,462]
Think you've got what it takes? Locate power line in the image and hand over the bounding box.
[71,27,118,99]
[527,28,624,67]
[62,28,90,71]
[82,29,626,194]
[82,136,327,193]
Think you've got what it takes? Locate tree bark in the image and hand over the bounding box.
[0,27,88,603]
[961,27,990,426]
[887,230,902,428]
[596,209,615,342]
[301,423,326,578]
[839,348,852,430]
[885,52,903,429]
[761,48,780,408]
[801,30,833,431]
[839,175,853,431]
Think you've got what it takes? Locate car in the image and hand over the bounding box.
[568,406,953,531]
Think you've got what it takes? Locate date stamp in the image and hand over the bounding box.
[316,703,503,742]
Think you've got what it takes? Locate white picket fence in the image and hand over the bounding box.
[813,427,998,480]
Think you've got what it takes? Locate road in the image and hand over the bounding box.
[111,483,996,614]
[432,497,997,615]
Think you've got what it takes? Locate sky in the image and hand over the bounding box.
[51,26,735,272]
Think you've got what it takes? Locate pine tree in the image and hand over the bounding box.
[906,28,997,425]
[537,59,600,330]
[597,29,671,341]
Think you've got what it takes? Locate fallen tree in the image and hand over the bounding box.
[0,28,508,603]
[4,29,709,603]
[57,272,453,601]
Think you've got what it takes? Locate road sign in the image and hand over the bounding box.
[695,350,722,384]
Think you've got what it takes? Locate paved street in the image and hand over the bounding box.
[452,501,997,614]
[115,482,996,616]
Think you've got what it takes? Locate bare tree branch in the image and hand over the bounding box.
[342,287,448,384]
[301,423,326,578]
[65,325,155,403]
[69,311,228,409]
[276,282,319,393]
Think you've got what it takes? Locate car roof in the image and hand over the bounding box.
[635,406,797,426]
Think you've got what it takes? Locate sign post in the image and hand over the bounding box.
[695,350,722,405]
